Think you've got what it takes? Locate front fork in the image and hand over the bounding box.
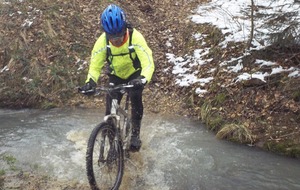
[98,115,119,164]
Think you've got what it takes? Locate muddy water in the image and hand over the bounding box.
[0,108,300,190]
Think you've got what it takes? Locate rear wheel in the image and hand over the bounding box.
[86,122,124,190]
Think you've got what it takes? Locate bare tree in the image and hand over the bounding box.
[247,0,255,49]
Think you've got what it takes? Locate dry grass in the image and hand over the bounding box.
[200,101,212,122]
[216,123,254,144]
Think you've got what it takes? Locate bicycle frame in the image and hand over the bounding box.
[101,84,133,151]
[83,83,135,190]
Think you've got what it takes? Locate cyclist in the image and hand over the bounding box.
[79,4,155,152]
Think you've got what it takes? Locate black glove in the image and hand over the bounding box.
[78,79,96,95]
[129,76,147,89]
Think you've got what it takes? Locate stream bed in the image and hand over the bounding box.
[1,108,300,190]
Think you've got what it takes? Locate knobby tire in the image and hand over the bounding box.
[86,122,124,190]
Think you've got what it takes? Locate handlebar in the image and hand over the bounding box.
[79,83,134,95]
[96,84,134,93]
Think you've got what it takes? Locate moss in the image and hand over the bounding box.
[0,175,4,190]
[213,93,227,106]
[2,155,16,166]
[41,101,57,109]
[207,25,223,46]
[0,170,5,176]
[288,147,300,158]
[206,113,223,131]
[208,81,219,92]
[264,141,300,158]
[1,154,18,171]
[208,46,223,58]
[292,90,300,102]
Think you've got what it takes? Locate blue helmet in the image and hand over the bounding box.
[101,4,126,35]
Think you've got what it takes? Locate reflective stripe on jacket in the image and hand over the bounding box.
[86,28,155,83]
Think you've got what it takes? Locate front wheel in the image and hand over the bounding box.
[86,122,124,190]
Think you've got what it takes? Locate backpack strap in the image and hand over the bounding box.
[127,27,141,70]
[105,36,112,64]
[127,27,135,62]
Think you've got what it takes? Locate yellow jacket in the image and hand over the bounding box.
[86,28,155,83]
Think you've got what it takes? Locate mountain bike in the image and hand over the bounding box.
[80,83,135,190]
